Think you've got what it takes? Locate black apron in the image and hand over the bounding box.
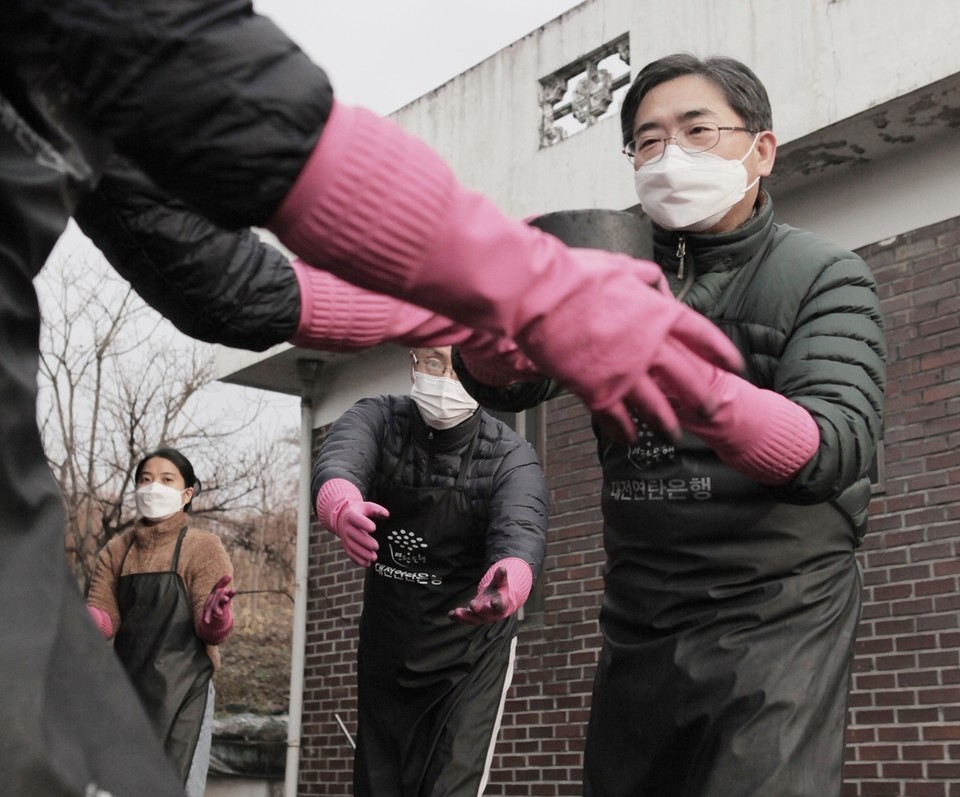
[583,428,861,797]
[115,527,214,783]
[354,429,517,797]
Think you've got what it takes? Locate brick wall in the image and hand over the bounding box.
[296,215,960,795]
[296,429,363,795]
[845,215,960,797]
[485,394,604,796]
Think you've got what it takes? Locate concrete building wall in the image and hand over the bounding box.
[390,0,960,222]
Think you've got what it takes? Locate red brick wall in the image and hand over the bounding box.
[296,429,363,795]
[485,394,604,796]
[845,215,960,797]
[296,215,960,795]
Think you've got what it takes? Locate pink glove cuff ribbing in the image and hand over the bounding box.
[87,605,113,639]
[721,389,820,485]
[316,478,365,532]
[679,367,820,485]
[196,606,234,645]
[269,102,450,295]
[290,248,538,383]
[291,258,502,352]
[290,259,399,351]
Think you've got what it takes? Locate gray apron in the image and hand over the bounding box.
[115,527,213,783]
[354,428,516,797]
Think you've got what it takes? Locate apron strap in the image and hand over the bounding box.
[391,421,414,482]
[117,533,137,577]
[455,424,481,489]
[170,526,189,572]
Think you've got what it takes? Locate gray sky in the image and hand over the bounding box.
[253,0,585,114]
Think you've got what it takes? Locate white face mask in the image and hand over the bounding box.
[135,482,187,520]
[633,137,760,232]
[410,372,479,430]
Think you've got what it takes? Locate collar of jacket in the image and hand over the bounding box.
[652,189,775,278]
[133,510,189,549]
[405,395,483,452]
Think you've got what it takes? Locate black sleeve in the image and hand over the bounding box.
[482,430,549,579]
[451,347,564,412]
[21,0,334,228]
[311,398,391,507]
[73,154,300,350]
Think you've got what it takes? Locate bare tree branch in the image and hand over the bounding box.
[37,247,299,595]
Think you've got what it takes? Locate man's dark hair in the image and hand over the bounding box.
[620,54,773,146]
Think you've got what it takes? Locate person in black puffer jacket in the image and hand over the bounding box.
[313,346,548,797]
[455,54,887,797]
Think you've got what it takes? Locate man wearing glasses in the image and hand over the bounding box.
[456,54,886,796]
[312,346,548,796]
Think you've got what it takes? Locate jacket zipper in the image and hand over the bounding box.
[675,235,695,301]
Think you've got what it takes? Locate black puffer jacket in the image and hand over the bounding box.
[73,154,301,349]
[1,0,332,348]
[2,0,332,229]
[313,395,549,576]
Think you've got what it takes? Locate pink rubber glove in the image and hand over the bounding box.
[316,478,389,567]
[288,258,539,381]
[457,336,542,388]
[673,366,821,485]
[268,102,743,441]
[449,558,533,626]
[197,574,236,644]
[86,605,113,639]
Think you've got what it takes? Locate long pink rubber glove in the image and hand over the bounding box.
[197,574,236,644]
[673,366,821,485]
[316,479,389,567]
[86,605,113,639]
[268,102,743,441]
[288,259,540,383]
[449,558,533,626]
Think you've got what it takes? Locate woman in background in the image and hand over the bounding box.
[87,447,236,796]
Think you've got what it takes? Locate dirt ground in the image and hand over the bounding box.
[213,595,293,716]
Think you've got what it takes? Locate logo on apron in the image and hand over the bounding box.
[374,527,443,587]
[626,422,676,470]
[387,528,428,567]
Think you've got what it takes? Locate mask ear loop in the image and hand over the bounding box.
[409,350,418,384]
[737,133,762,193]
[737,132,761,164]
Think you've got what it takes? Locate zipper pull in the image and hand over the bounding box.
[676,236,686,279]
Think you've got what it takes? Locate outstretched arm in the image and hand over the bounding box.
[39,1,743,440]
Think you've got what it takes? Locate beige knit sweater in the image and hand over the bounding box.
[87,511,234,670]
